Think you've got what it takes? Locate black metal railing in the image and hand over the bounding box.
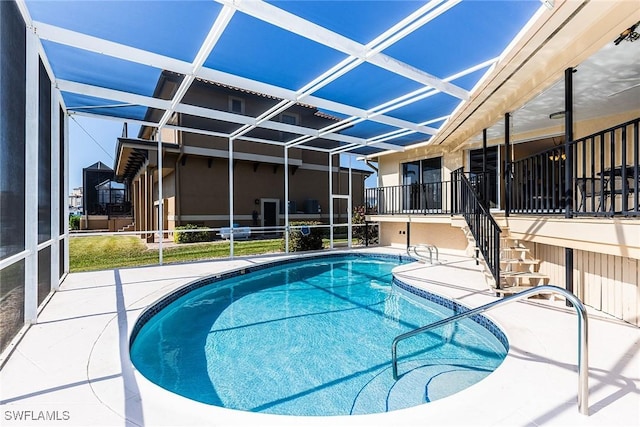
[365,181,452,215]
[509,118,639,217]
[570,118,639,217]
[511,145,566,214]
[452,169,502,286]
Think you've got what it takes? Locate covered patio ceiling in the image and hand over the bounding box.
[19,0,547,157]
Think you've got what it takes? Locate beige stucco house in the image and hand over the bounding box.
[365,1,640,326]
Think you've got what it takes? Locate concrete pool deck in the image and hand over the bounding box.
[1,247,638,426]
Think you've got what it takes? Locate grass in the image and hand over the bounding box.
[69,235,359,272]
[69,236,283,272]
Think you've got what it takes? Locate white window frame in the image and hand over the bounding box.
[281,112,299,125]
[228,96,245,114]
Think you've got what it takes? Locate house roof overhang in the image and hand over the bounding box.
[114,138,180,182]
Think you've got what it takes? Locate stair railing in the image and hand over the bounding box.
[391,284,589,416]
[452,168,502,287]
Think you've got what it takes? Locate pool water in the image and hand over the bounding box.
[130,255,507,416]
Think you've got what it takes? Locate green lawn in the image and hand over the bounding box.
[69,235,359,272]
[69,236,283,272]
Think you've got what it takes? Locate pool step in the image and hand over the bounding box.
[350,360,495,415]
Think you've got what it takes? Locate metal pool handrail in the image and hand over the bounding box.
[407,244,439,264]
[391,285,589,416]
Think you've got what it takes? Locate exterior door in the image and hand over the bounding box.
[470,146,499,209]
[261,199,279,229]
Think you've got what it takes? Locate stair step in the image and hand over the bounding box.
[501,271,548,278]
[500,258,540,264]
[494,285,536,295]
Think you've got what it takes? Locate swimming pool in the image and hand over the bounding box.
[130,253,507,416]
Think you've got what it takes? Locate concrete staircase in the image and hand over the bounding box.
[118,223,135,232]
[497,228,550,295]
[458,215,550,296]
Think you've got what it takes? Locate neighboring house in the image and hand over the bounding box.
[365,14,640,326]
[114,72,371,238]
[81,162,132,230]
[68,187,83,213]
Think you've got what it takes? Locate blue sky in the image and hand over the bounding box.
[68,116,377,192]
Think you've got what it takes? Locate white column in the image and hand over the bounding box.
[284,147,289,253]
[24,28,39,324]
[51,86,60,290]
[229,137,234,258]
[63,109,69,274]
[348,155,352,249]
[158,130,163,265]
[328,153,333,249]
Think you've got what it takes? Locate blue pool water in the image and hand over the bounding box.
[130,254,507,416]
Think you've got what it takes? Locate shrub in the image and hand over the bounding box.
[353,205,378,245]
[283,221,323,252]
[69,215,80,231]
[173,224,211,244]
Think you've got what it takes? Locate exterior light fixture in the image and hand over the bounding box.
[549,111,565,119]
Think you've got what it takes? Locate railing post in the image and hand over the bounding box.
[505,113,512,217]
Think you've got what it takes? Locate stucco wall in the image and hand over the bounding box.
[380,221,468,251]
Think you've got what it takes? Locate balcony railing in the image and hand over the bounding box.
[510,145,566,214]
[570,118,639,217]
[366,119,638,218]
[365,181,452,215]
[510,118,639,217]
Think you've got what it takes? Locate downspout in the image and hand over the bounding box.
[364,159,378,173]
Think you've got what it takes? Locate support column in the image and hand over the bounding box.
[144,169,151,241]
[51,86,60,290]
[158,131,163,265]
[135,178,141,231]
[482,128,488,208]
[229,137,234,258]
[564,67,575,219]
[24,28,39,324]
[284,147,289,253]
[63,110,70,274]
[504,113,512,217]
[347,155,352,248]
[328,153,334,249]
[564,67,576,305]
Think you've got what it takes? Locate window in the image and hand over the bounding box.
[229,97,244,114]
[281,113,298,125]
[401,157,442,211]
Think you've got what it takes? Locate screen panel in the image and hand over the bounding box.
[0,0,26,260]
[38,59,52,244]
